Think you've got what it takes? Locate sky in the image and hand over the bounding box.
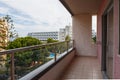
[0,0,72,37]
[92,15,97,32]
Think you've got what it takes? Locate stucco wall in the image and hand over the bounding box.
[73,14,97,56]
[113,0,120,78]
[97,0,120,78]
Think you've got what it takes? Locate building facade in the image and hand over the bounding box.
[65,25,72,40]
[28,26,72,41]
[0,18,8,51]
[0,18,8,69]
[59,28,66,41]
[28,32,59,41]
[59,25,72,41]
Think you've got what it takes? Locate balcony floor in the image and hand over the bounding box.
[60,56,103,79]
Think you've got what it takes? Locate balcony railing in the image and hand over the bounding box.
[0,40,74,80]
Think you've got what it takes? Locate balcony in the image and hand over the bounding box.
[0,0,119,79]
[0,40,104,80]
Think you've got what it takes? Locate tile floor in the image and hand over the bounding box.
[60,56,103,80]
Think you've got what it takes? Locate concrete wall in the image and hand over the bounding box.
[39,49,75,80]
[73,14,97,56]
[97,0,120,78]
[113,0,120,78]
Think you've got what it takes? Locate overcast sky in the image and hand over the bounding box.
[0,0,72,37]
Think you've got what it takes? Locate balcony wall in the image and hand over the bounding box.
[73,14,97,56]
[38,49,75,80]
[113,0,120,78]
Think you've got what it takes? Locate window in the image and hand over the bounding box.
[92,15,97,43]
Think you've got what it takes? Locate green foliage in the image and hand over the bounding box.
[65,35,71,41]
[92,36,96,43]
[15,51,32,66]
[7,36,42,49]
[47,38,58,43]
[6,36,43,67]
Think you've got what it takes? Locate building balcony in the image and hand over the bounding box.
[59,0,120,79]
[0,40,104,80]
[0,0,120,79]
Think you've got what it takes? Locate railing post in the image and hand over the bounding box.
[54,45,57,62]
[54,53,57,62]
[10,53,15,80]
[67,41,69,53]
[43,46,46,63]
[73,40,74,48]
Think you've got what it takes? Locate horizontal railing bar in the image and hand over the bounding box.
[0,41,70,55]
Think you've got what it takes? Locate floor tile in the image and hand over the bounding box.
[60,56,103,80]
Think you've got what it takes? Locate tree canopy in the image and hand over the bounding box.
[65,35,71,41]
[7,36,42,49]
[47,38,58,43]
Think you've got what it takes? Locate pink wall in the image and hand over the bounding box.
[39,49,75,80]
[97,0,109,67]
[73,14,97,56]
[97,0,120,78]
[113,0,120,78]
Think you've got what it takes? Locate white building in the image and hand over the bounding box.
[65,25,72,40]
[28,32,58,41]
[59,28,66,41]
[59,25,72,41]
[28,26,72,41]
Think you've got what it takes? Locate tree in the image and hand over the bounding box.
[7,36,42,49]
[4,15,18,40]
[65,35,71,41]
[7,37,42,67]
[47,38,58,43]
[92,36,96,43]
[5,36,46,77]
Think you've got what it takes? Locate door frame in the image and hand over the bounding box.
[101,0,113,78]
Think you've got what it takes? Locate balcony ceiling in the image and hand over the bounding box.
[60,0,102,15]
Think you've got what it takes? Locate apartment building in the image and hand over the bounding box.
[59,25,72,41]
[28,26,72,41]
[28,32,59,41]
[0,18,8,51]
[0,18,8,69]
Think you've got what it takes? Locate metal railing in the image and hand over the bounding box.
[0,40,74,80]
